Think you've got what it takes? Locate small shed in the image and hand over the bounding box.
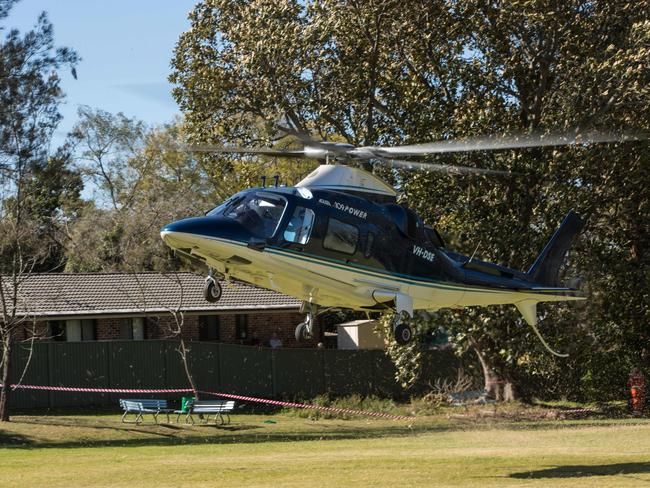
[337,319,385,350]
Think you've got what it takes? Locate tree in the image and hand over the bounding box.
[0,0,78,420]
[397,1,650,400]
[66,111,215,272]
[170,0,649,400]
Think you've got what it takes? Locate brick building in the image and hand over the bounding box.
[4,272,313,348]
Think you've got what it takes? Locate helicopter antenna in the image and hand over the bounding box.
[260,175,267,187]
[468,241,481,263]
[273,174,279,187]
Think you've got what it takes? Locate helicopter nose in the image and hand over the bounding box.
[161,217,212,249]
[161,216,254,250]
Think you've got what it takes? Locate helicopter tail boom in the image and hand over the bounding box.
[526,210,584,287]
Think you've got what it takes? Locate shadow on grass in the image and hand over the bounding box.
[511,462,650,479]
[3,414,649,450]
[0,428,31,445]
[0,420,441,450]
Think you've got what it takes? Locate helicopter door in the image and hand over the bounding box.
[322,217,360,261]
[283,206,316,251]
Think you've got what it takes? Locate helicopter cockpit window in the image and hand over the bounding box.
[284,207,315,245]
[206,195,242,217]
[323,218,359,255]
[218,193,287,239]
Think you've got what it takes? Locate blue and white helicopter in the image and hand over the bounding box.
[161,129,634,350]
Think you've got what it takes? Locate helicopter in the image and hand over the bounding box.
[160,127,640,352]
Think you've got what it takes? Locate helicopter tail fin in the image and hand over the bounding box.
[526,210,584,287]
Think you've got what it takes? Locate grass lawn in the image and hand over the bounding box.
[1,409,650,487]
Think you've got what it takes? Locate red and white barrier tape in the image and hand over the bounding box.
[8,384,194,394]
[558,407,600,416]
[3,384,412,421]
[199,391,412,420]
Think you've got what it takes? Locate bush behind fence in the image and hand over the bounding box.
[7,340,462,409]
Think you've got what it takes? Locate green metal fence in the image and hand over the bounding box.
[6,341,462,409]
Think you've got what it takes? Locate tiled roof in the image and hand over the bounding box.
[1,273,300,318]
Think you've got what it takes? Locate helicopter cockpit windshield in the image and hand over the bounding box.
[208,192,287,239]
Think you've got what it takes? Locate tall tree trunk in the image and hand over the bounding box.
[470,336,517,402]
[178,338,199,400]
[0,336,12,421]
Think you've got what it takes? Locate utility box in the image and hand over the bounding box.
[337,320,385,350]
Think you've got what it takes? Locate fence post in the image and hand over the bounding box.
[319,348,326,396]
[164,340,170,391]
[217,343,223,391]
[106,341,112,391]
[46,342,53,409]
[271,348,277,398]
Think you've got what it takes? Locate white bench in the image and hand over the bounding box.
[119,399,174,424]
[176,400,235,424]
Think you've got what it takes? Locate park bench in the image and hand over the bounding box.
[176,399,235,425]
[119,399,174,424]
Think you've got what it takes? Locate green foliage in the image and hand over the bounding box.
[377,312,423,389]
[284,393,405,420]
[0,0,79,421]
[0,2,80,272]
[65,112,218,272]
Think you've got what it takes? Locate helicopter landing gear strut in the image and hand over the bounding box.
[392,312,413,345]
[372,290,414,346]
[295,302,318,342]
[203,270,222,303]
[392,293,414,345]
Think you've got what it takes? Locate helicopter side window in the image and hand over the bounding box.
[323,218,358,255]
[220,193,287,239]
[284,207,315,245]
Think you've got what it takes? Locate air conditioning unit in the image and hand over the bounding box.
[336,320,385,350]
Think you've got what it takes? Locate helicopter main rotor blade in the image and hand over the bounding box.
[375,157,513,176]
[372,130,647,157]
[174,144,309,158]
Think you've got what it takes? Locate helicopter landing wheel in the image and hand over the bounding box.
[295,321,312,342]
[393,323,413,345]
[203,277,222,303]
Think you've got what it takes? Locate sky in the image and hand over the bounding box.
[7,0,196,147]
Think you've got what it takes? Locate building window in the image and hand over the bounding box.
[66,320,82,342]
[199,315,220,341]
[63,319,95,342]
[48,320,66,341]
[284,207,315,244]
[323,218,358,255]
[235,315,248,340]
[120,318,145,340]
[133,317,144,340]
[81,319,96,341]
